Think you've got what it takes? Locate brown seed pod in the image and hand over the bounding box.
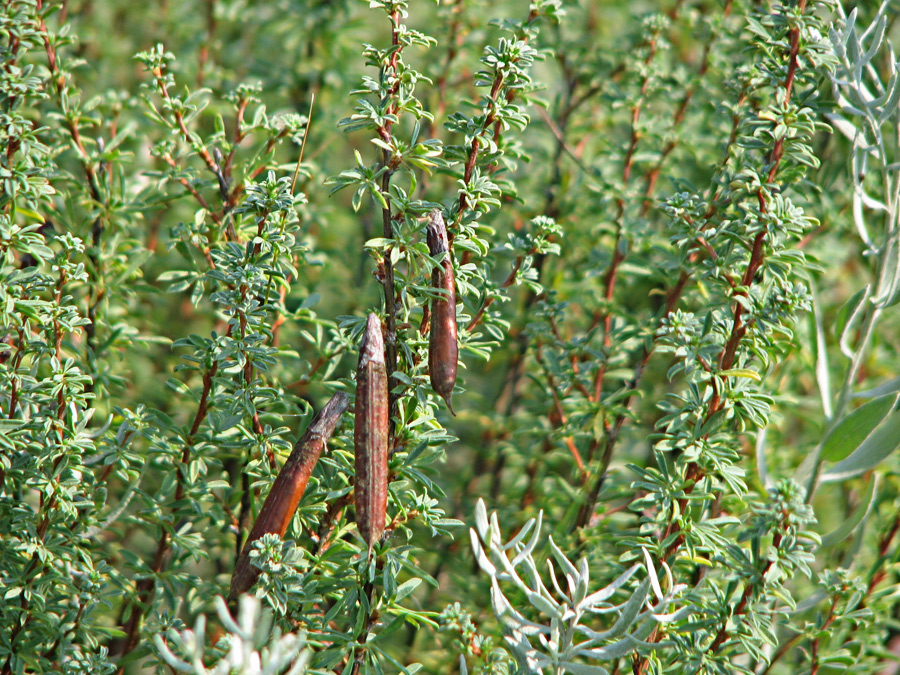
[426,210,458,414]
[354,313,389,550]
[228,391,349,600]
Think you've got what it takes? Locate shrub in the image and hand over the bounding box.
[2,0,900,674]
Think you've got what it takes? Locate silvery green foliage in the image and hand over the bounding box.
[470,499,690,675]
[826,0,900,351]
[153,596,309,675]
[801,0,900,492]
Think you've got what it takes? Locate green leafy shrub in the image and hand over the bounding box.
[2,1,900,674]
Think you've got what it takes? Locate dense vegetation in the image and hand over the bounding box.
[2,0,900,673]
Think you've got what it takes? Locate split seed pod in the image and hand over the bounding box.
[228,391,349,600]
[354,313,389,550]
[426,210,458,414]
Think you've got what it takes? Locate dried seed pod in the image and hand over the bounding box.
[354,313,389,550]
[426,210,458,414]
[228,392,349,600]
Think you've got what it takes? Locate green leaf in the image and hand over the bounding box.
[822,410,900,482]
[393,578,422,603]
[15,207,43,222]
[853,376,900,400]
[720,368,761,382]
[820,476,877,548]
[836,286,869,354]
[821,393,898,462]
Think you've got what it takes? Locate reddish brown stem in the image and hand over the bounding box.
[116,333,229,666]
[467,252,529,332]
[574,271,690,529]
[1,267,80,672]
[707,535,782,654]
[536,344,587,477]
[634,5,810,668]
[372,11,404,428]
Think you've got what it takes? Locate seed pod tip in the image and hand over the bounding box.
[360,313,385,368]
